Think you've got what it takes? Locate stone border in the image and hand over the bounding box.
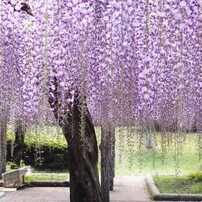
[146,175,202,201]
[28,180,69,187]
[1,180,69,187]
[0,192,5,198]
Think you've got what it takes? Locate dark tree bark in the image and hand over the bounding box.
[7,1,34,16]
[0,114,7,176]
[109,127,115,191]
[48,76,103,202]
[63,107,103,202]
[101,126,115,202]
[94,0,115,199]
[12,120,26,167]
[101,127,111,202]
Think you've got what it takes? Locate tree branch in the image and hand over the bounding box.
[6,1,34,16]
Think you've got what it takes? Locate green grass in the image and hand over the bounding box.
[25,173,69,182]
[153,173,202,194]
[113,129,202,176]
[31,168,69,173]
[7,125,202,176]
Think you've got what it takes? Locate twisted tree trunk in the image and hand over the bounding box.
[62,107,103,202]
[48,76,103,202]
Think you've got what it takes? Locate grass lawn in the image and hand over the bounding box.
[153,173,202,194]
[25,172,69,182]
[7,126,201,177]
[19,127,201,196]
[113,128,202,176]
[24,130,202,177]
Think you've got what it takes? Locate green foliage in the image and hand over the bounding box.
[6,160,26,171]
[190,183,202,194]
[7,125,67,149]
[6,162,18,171]
[153,175,202,194]
[188,172,202,182]
[6,125,69,170]
[6,126,201,175]
[20,144,68,170]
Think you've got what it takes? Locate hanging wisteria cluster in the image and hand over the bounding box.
[0,0,201,169]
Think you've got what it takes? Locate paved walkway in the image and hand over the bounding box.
[111,176,150,202]
[0,177,194,202]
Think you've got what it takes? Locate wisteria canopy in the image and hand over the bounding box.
[0,0,201,201]
[0,0,201,131]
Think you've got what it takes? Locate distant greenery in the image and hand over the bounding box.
[6,125,68,170]
[153,173,202,194]
[114,129,201,176]
[6,161,27,171]
[6,125,201,175]
[7,125,67,149]
[188,172,202,182]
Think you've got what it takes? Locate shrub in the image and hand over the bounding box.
[7,143,69,170]
[7,125,69,171]
[6,160,27,171]
[188,172,202,182]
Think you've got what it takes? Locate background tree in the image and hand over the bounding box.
[12,119,26,167]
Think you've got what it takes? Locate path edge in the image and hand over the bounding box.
[28,180,69,187]
[0,192,5,198]
[1,180,69,188]
[146,175,202,201]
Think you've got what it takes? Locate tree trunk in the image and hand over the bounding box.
[110,127,115,191]
[101,127,112,202]
[0,134,1,178]
[101,126,115,199]
[61,106,103,202]
[0,115,7,176]
[12,120,26,167]
[146,131,152,149]
[48,74,103,202]
[145,123,152,149]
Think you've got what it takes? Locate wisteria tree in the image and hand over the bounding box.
[1,0,201,202]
